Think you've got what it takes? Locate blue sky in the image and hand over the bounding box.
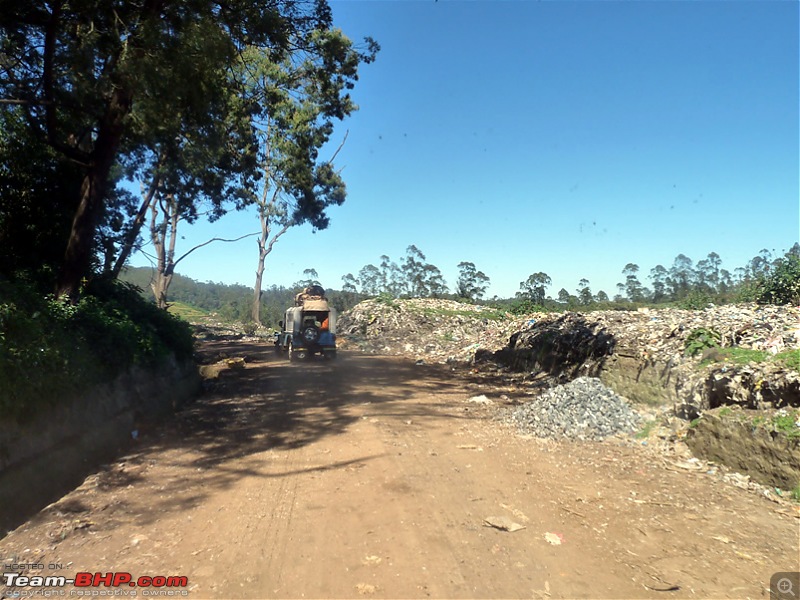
[129,0,799,299]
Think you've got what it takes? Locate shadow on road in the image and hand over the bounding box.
[15,345,478,532]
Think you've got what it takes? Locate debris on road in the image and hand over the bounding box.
[483,516,526,532]
[544,532,564,545]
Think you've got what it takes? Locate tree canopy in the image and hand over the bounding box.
[0,0,376,299]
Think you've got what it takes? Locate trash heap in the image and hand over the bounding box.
[543,304,800,366]
[339,299,800,367]
[505,376,642,441]
[337,298,539,362]
[339,298,800,411]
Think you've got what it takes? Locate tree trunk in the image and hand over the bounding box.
[251,216,290,325]
[111,171,162,278]
[148,193,179,309]
[150,272,173,310]
[56,87,132,300]
[252,240,267,324]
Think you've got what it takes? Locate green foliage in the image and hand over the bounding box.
[684,327,721,357]
[509,299,547,315]
[790,485,800,502]
[351,247,448,299]
[756,254,800,305]
[771,410,800,440]
[120,267,363,328]
[414,304,507,321]
[0,277,193,421]
[0,110,84,281]
[678,290,714,310]
[167,302,210,322]
[1,1,378,296]
[635,419,657,439]
[721,348,768,365]
[518,272,552,304]
[697,347,799,372]
[374,292,399,310]
[456,261,490,301]
[747,409,800,441]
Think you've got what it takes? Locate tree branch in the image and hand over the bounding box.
[264,222,291,257]
[0,98,54,105]
[328,129,348,163]
[173,232,260,268]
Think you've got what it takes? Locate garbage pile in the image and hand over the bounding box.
[338,299,800,368]
[337,298,540,363]
[554,304,800,366]
[505,377,642,440]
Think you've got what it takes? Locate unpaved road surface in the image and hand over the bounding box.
[1,340,798,599]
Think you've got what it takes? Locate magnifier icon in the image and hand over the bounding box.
[778,578,796,597]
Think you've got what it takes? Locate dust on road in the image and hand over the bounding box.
[1,341,798,599]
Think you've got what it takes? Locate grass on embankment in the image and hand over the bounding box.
[0,277,194,422]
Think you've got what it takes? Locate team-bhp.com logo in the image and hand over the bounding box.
[2,571,189,597]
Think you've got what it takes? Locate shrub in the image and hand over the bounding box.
[678,290,713,310]
[684,327,722,357]
[0,276,194,421]
[757,255,800,305]
[509,299,546,315]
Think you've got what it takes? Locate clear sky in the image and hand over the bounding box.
[128,0,799,300]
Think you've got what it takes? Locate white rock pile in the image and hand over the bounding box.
[506,377,643,440]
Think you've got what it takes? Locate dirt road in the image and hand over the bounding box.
[1,340,798,599]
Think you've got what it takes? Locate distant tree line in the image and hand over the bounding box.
[121,243,799,328]
[512,245,800,312]
[342,244,799,311]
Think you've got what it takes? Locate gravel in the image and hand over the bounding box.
[506,376,642,440]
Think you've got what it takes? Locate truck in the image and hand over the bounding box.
[274,285,337,361]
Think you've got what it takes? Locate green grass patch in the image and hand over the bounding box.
[772,410,800,440]
[718,348,768,365]
[373,293,399,310]
[698,346,799,372]
[167,301,209,323]
[790,485,800,503]
[635,419,658,439]
[420,306,507,321]
[745,409,800,440]
[776,349,800,372]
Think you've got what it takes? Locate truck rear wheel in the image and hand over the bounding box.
[289,342,307,361]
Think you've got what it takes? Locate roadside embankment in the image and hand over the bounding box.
[0,356,199,534]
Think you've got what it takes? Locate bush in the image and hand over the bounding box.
[684,327,722,357]
[757,255,800,305]
[678,290,713,310]
[0,276,194,421]
[509,299,546,315]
